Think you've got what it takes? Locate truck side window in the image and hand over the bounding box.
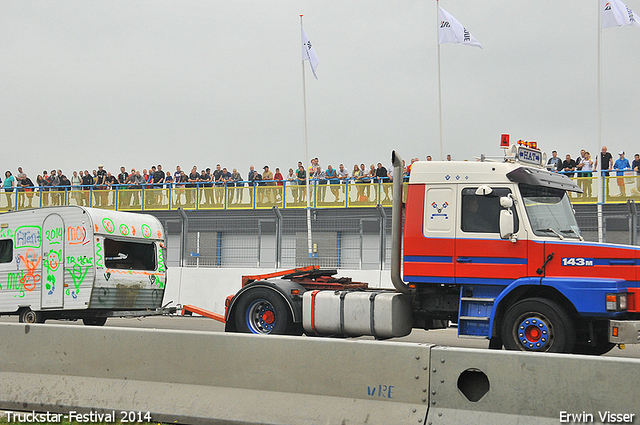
[0,239,12,263]
[461,188,519,234]
[104,238,156,271]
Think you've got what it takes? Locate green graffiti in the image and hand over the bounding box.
[69,263,88,293]
[14,225,42,248]
[95,240,104,267]
[46,274,55,291]
[66,255,93,266]
[102,218,115,234]
[44,249,62,272]
[141,224,151,238]
[157,248,166,273]
[45,226,63,245]
[119,224,130,236]
[0,228,13,239]
[7,272,25,298]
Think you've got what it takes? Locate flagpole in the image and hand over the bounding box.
[300,15,314,259]
[437,0,444,161]
[597,0,604,243]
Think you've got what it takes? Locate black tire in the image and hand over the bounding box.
[234,288,295,335]
[82,317,108,326]
[501,298,575,353]
[18,308,44,324]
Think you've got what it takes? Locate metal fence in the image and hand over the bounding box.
[147,202,640,271]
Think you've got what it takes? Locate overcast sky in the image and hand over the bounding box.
[1,1,639,178]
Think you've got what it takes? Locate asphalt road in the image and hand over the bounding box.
[1,315,637,359]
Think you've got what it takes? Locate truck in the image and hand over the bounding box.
[0,205,170,325]
[220,145,640,355]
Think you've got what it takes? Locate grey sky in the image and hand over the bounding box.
[1,1,639,179]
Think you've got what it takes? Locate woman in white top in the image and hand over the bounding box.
[580,152,594,198]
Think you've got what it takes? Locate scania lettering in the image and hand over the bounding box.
[222,144,640,355]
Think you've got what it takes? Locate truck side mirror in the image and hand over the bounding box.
[500,196,513,208]
[500,210,515,241]
[475,186,493,196]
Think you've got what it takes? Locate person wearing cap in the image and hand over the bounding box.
[614,151,631,197]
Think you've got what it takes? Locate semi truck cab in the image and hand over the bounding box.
[397,145,640,354]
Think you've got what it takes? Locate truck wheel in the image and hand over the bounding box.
[501,298,575,353]
[18,308,44,324]
[82,317,108,326]
[234,288,292,335]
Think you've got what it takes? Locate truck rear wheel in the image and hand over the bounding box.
[501,298,575,353]
[234,288,294,335]
[18,308,44,324]
[82,317,108,326]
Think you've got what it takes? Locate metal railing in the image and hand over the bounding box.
[0,179,398,212]
[2,172,640,212]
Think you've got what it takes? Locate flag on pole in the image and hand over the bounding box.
[602,0,640,28]
[302,27,320,79]
[438,7,482,49]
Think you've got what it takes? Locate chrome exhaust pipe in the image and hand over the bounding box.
[391,151,411,294]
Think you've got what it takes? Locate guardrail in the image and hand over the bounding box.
[0,179,397,212]
[2,172,640,212]
[0,323,637,424]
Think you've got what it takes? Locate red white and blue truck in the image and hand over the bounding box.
[219,145,640,355]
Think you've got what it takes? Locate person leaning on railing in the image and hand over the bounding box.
[613,151,631,197]
[578,152,594,198]
[632,154,640,194]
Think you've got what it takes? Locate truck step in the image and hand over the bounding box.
[459,316,490,321]
[460,297,495,302]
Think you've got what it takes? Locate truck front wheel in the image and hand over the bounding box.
[501,298,575,353]
[234,288,293,335]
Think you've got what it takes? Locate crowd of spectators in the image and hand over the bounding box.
[2,148,637,209]
[0,159,404,208]
[546,146,640,197]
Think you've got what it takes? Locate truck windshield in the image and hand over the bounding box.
[519,184,581,239]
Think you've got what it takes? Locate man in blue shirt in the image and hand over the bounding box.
[613,151,631,197]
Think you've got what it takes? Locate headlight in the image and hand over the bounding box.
[606,293,628,312]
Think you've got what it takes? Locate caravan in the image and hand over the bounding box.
[0,206,167,324]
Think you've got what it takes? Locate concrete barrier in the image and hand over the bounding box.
[0,323,637,424]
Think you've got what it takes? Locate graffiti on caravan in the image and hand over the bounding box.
[14,226,42,249]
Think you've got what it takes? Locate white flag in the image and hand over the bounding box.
[602,0,640,28]
[302,27,320,79]
[438,7,482,49]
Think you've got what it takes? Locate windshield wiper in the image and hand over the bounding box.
[560,229,584,241]
[535,228,565,240]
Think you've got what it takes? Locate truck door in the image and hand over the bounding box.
[42,214,64,308]
[455,186,528,285]
[403,185,457,284]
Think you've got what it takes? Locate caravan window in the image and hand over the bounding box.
[0,239,12,263]
[104,238,156,271]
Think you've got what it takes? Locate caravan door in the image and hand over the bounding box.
[42,214,64,308]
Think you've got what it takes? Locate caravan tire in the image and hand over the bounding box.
[18,308,44,324]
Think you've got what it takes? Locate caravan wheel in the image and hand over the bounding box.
[18,308,44,324]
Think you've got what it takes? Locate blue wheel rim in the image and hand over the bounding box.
[517,316,550,350]
[245,299,276,334]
